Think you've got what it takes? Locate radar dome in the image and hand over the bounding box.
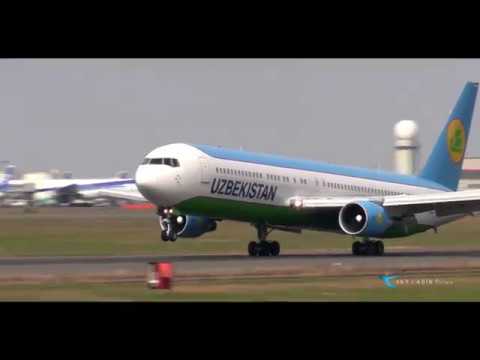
[394,120,418,140]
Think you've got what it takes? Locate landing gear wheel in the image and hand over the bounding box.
[167,226,177,242]
[375,241,384,256]
[352,241,361,255]
[352,240,384,256]
[248,241,256,256]
[161,230,170,242]
[161,221,177,242]
[250,242,281,257]
[253,243,262,257]
[270,241,280,256]
[250,224,281,257]
[258,243,270,256]
[366,242,377,256]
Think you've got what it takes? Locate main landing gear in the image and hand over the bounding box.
[352,239,384,256]
[248,224,280,257]
[158,207,177,242]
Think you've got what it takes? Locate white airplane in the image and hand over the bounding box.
[121,82,480,257]
[8,174,135,207]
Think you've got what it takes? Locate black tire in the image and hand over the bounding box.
[248,241,256,256]
[260,244,269,256]
[352,241,361,255]
[164,223,177,242]
[254,242,268,256]
[367,241,378,256]
[375,241,384,256]
[254,244,263,257]
[161,231,169,242]
[270,241,280,256]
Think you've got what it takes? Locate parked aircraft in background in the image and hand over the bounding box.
[99,185,146,204]
[4,169,135,207]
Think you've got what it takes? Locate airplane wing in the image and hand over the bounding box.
[289,189,480,218]
[21,179,138,205]
[98,188,147,202]
[33,179,135,193]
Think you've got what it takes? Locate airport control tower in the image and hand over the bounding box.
[393,120,419,175]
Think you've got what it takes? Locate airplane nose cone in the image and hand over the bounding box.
[135,166,159,202]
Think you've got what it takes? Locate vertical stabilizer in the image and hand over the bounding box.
[420,82,478,190]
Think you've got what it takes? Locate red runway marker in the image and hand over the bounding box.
[147,262,173,289]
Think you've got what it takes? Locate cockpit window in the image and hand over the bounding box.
[142,158,180,167]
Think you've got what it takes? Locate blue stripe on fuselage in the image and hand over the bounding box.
[191,144,449,192]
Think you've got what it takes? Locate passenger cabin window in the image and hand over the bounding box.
[143,158,180,167]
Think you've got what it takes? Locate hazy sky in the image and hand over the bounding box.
[1,59,479,177]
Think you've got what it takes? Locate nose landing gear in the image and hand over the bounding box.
[158,207,177,242]
[160,221,177,242]
[248,224,280,257]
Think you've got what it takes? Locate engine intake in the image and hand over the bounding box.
[338,201,392,237]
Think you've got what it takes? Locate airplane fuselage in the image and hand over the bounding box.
[135,143,460,238]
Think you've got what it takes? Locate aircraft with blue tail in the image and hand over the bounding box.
[0,165,15,192]
[106,82,480,256]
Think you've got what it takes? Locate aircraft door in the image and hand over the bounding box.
[199,156,210,184]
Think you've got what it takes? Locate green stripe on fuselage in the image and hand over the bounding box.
[176,196,340,231]
[175,196,433,238]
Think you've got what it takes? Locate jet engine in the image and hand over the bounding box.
[162,214,217,238]
[52,185,94,207]
[54,184,82,205]
[338,201,392,237]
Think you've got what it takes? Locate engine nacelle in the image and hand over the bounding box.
[167,214,217,238]
[55,184,82,205]
[338,201,392,237]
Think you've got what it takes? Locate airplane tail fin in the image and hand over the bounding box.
[419,82,479,190]
[4,165,15,181]
[0,164,14,189]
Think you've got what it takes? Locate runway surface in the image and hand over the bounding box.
[2,247,480,283]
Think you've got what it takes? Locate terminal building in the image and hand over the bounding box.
[459,158,480,190]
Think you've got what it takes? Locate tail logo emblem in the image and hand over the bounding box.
[447,119,465,163]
